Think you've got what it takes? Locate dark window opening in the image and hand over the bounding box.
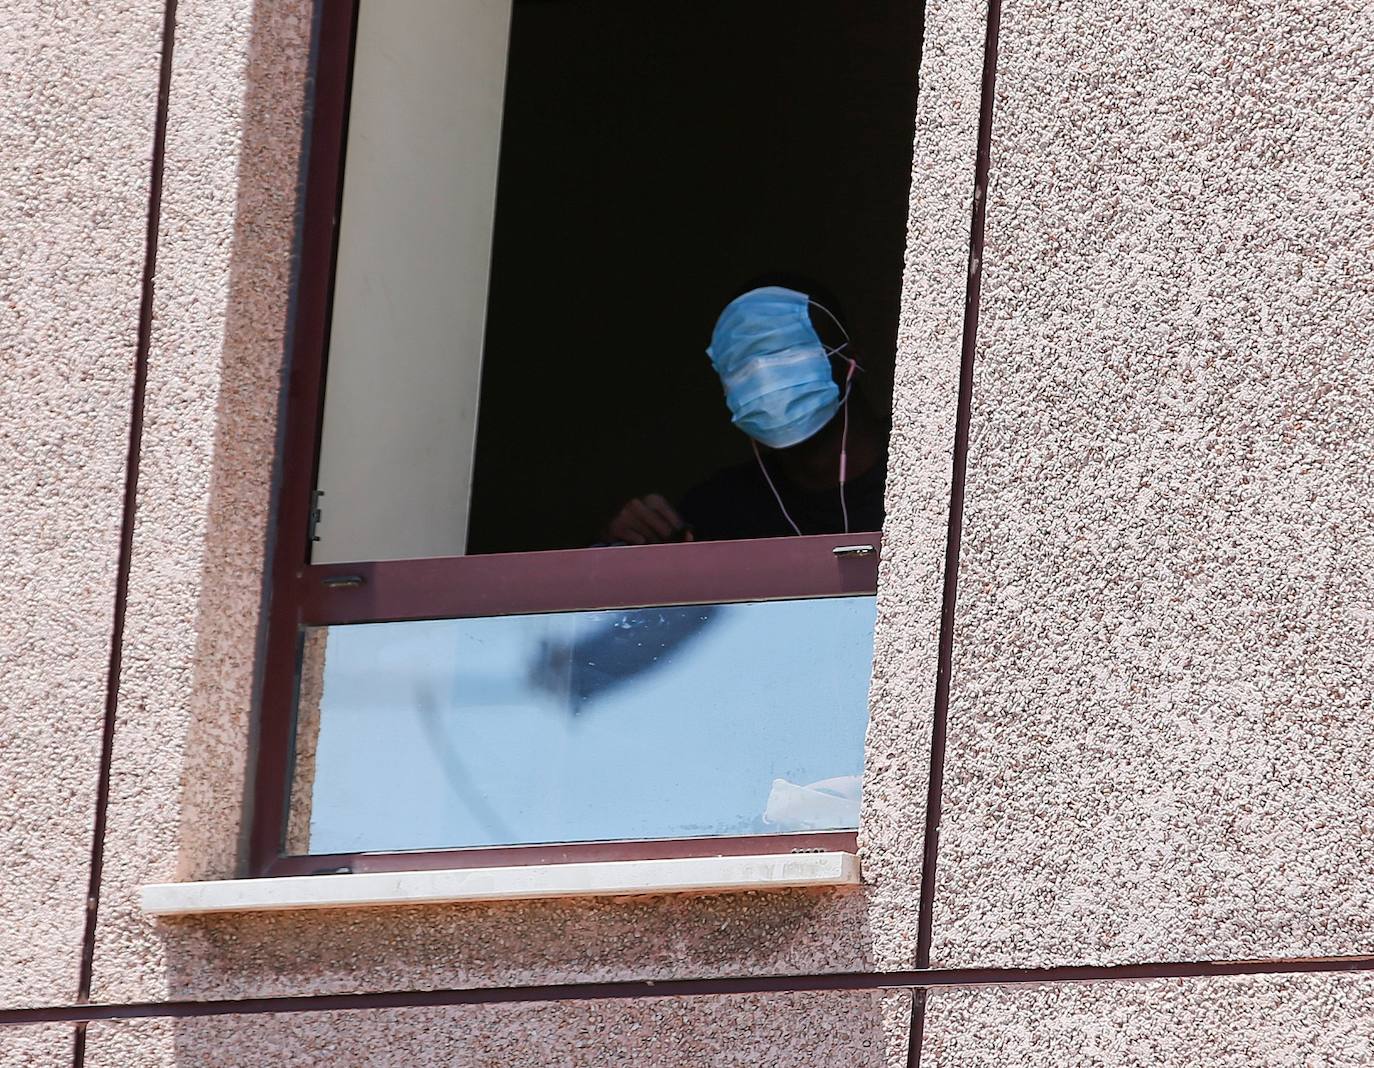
[467,0,922,554]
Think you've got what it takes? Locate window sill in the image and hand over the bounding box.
[140,851,861,916]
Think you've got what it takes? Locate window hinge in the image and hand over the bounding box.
[307,489,324,543]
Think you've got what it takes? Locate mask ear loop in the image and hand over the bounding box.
[811,300,860,535]
[807,298,851,346]
[753,440,803,537]
[838,356,857,534]
[751,299,861,539]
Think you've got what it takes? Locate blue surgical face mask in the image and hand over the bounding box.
[706,286,851,450]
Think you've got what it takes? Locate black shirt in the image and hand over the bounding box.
[679,454,887,541]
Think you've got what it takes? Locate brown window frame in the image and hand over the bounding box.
[248,0,880,878]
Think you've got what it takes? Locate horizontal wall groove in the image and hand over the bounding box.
[8,955,1374,1029]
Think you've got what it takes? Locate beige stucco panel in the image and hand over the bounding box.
[0,1,163,1008]
[882,989,916,1066]
[84,991,889,1067]
[924,971,1374,1066]
[139,889,875,1002]
[87,0,315,1003]
[861,0,987,967]
[283,627,326,855]
[930,0,1374,967]
[0,1025,73,1067]
[90,0,975,1008]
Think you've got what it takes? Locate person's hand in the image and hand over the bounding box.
[604,494,694,545]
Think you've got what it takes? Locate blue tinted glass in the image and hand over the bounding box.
[291,597,876,853]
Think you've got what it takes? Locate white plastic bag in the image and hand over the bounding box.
[763,774,862,831]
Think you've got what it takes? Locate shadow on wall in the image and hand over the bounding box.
[126,987,899,1064]
[156,891,893,1063]
[172,0,313,889]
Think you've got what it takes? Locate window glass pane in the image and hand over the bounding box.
[288,597,876,854]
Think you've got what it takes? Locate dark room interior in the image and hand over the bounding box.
[466,0,925,554]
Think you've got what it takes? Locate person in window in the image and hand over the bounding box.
[603,281,888,543]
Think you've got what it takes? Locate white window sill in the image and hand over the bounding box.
[140,851,861,916]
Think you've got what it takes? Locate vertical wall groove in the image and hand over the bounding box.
[907,0,1003,1061]
[71,0,179,1062]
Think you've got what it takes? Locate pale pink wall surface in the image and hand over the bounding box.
[6,0,1374,1063]
[924,972,1374,1066]
[861,0,986,948]
[930,0,1374,967]
[0,1024,73,1067]
[0,0,163,1009]
[82,992,887,1068]
[86,0,314,1003]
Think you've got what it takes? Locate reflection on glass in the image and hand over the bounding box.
[290,597,876,854]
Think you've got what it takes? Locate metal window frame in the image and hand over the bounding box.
[248,0,878,877]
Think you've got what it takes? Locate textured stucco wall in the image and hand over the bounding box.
[83,992,888,1067]
[12,0,1373,1061]
[87,0,314,1003]
[0,1024,72,1067]
[924,971,1374,1065]
[861,0,986,956]
[283,627,326,854]
[132,889,876,1000]
[0,1,163,1009]
[930,0,1374,967]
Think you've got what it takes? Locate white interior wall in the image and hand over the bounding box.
[313,0,512,563]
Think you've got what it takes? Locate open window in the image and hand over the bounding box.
[252,0,922,876]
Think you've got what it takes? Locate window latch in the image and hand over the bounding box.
[307,489,324,543]
[321,574,365,589]
[832,544,876,558]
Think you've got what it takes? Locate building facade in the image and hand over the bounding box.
[2,0,1373,1064]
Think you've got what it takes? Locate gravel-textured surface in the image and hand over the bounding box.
[0,0,163,1009]
[84,992,888,1067]
[931,0,1374,967]
[87,0,315,1004]
[925,972,1374,1066]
